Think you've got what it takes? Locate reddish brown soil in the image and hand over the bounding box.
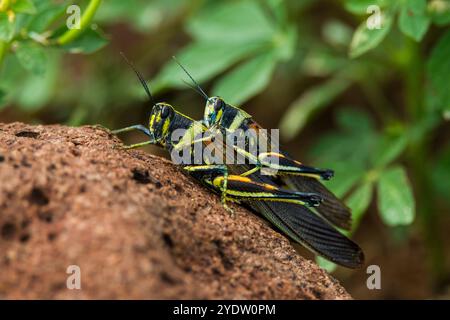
[0,122,351,299]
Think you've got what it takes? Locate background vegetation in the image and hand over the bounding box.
[0,0,449,298]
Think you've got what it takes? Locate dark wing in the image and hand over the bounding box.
[283,176,352,230]
[245,119,352,230]
[249,200,364,268]
[238,171,363,269]
[224,137,361,268]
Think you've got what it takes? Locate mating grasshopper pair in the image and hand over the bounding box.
[113,56,364,269]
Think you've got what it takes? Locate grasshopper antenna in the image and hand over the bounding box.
[181,79,208,100]
[120,52,154,104]
[172,56,209,101]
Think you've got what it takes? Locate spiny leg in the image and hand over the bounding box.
[215,175,323,207]
[230,145,334,180]
[183,164,234,215]
[256,151,334,180]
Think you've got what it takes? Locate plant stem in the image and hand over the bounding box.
[0,40,8,71]
[0,0,10,12]
[359,77,396,125]
[405,39,446,285]
[0,0,10,71]
[57,0,102,45]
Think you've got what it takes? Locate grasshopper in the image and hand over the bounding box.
[174,60,352,230]
[113,54,323,210]
[112,57,364,268]
[115,103,364,268]
[114,103,323,209]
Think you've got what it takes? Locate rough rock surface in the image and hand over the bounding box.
[0,122,351,299]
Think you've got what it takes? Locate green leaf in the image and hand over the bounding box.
[0,12,15,42]
[301,50,347,77]
[344,0,390,14]
[280,76,352,139]
[186,1,275,44]
[15,51,60,111]
[377,166,415,226]
[429,0,450,26]
[371,132,408,168]
[426,30,450,113]
[349,9,393,58]
[265,0,288,25]
[398,0,430,42]
[310,108,377,168]
[27,2,65,33]
[12,0,37,14]
[273,24,297,62]
[95,0,186,33]
[321,161,366,198]
[336,107,375,133]
[315,256,337,273]
[346,182,373,229]
[15,41,47,75]
[322,19,353,48]
[152,41,265,92]
[132,1,185,33]
[212,52,277,105]
[60,28,108,54]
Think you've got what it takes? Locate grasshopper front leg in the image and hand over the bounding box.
[112,124,151,136]
[112,124,153,150]
[118,141,153,149]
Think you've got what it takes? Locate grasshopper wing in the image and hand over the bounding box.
[241,120,352,230]
[249,200,364,269]
[284,176,352,230]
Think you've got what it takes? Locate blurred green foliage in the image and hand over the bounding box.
[0,0,449,277]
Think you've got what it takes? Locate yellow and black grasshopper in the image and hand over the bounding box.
[175,61,352,231]
[114,103,323,209]
[113,55,323,210]
[112,57,364,268]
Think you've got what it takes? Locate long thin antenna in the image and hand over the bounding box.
[181,79,208,100]
[120,52,154,103]
[172,56,209,101]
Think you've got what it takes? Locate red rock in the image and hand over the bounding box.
[0,122,351,299]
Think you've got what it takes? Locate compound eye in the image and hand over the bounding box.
[161,105,170,118]
[214,99,223,112]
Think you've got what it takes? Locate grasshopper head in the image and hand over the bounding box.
[204,96,226,127]
[148,103,175,146]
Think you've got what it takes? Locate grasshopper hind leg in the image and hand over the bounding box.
[183,164,236,216]
[259,152,335,181]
